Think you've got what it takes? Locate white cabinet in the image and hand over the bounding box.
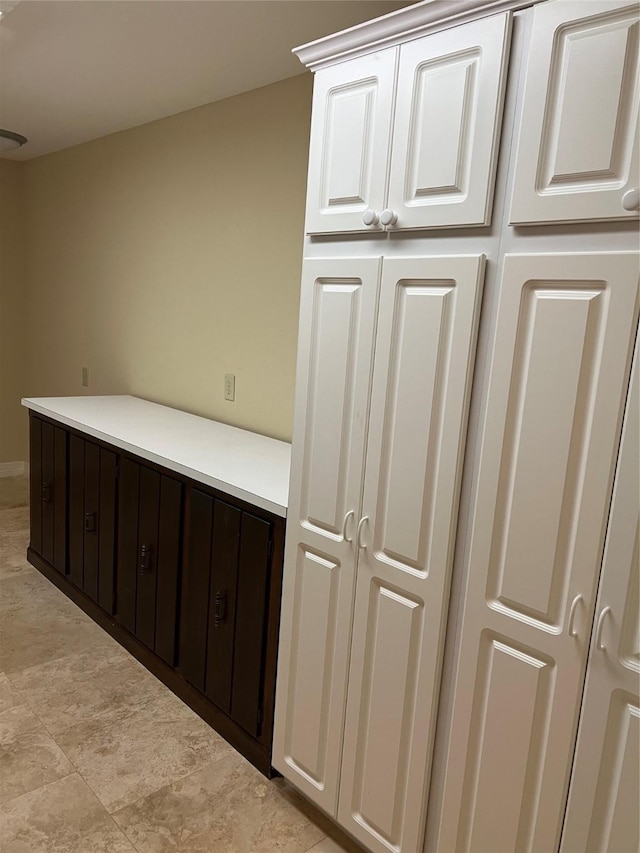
[561,347,639,853]
[432,252,639,853]
[272,257,380,814]
[273,255,484,852]
[305,14,511,234]
[510,0,640,224]
[305,54,396,235]
[338,256,485,853]
[276,2,639,851]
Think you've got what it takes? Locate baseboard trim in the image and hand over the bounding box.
[0,461,26,478]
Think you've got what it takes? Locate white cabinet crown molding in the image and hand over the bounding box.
[293,0,542,71]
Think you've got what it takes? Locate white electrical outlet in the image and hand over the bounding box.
[82,367,89,387]
[224,373,235,402]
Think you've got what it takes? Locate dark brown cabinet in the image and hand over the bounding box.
[29,417,67,574]
[27,412,285,776]
[180,492,272,740]
[117,458,183,665]
[68,435,117,611]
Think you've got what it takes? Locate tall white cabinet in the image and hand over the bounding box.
[274,1,639,852]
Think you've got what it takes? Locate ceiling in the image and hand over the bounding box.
[0,0,414,161]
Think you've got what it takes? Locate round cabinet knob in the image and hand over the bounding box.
[622,188,640,212]
[380,208,398,227]
[362,208,379,226]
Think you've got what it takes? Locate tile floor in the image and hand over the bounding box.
[0,476,364,853]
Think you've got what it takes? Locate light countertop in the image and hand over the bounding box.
[22,395,291,518]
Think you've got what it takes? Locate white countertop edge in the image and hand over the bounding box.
[22,397,289,518]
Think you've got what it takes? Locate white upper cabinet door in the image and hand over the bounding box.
[561,345,640,853]
[433,252,639,853]
[387,14,511,230]
[337,256,485,853]
[305,51,397,234]
[272,258,381,815]
[510,0,640,224]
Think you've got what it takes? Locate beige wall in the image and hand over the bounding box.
[0,159,28,464]
[24,73,312,442]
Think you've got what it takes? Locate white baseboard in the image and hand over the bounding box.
[0,461,26,478]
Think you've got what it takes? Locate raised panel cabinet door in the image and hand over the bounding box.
[510,0,640,224]
[387,13,511,230]
[338,256,485,853]
[433,252,639,853]
[561,344,640,853]
[272,257,381,815]
[304,50,397,234]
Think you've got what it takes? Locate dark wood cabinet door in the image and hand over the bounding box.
[117,458,183,661]
[29,416,67,574]
[155,476,183,666]
[68,435,117,608]
[116,457,140,632]
[180,489,273,738]
[29,416,43,556]
[230,512,272,738]
[180,488,214,693]
[205,500,241,713]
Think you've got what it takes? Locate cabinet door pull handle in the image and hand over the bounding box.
[363,208,379,227]
[139,544,152,573]
[42,482,52,504]
[595,606,612,651]
[357,515,369,550]
[214,591,227,626]
[622,188,639,211]
[380,208,398,227]
[84,512,96,534]
[567,594,583,638]
[342,510,355,543]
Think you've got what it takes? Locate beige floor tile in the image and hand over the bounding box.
[0,532,31,580]
[8,646,168,735]
[0,606,117,675]
[0,507,30,535]
[0,673,23,714]
[0,570,118,675]
[0,773,137,852]
[113,751,327,853]
[0,704,74,805]
[0,565,71,613]
[55,689,234,813]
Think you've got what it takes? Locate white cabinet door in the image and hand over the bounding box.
[387,14,511,230]
[304,51,397,235]
[272,258,381,813]
[337,256,485,853]
[561,344,640,853]
[433,252,639,853]
[510,0,640,224]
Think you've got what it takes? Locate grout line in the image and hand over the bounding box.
[0,771,80,812]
